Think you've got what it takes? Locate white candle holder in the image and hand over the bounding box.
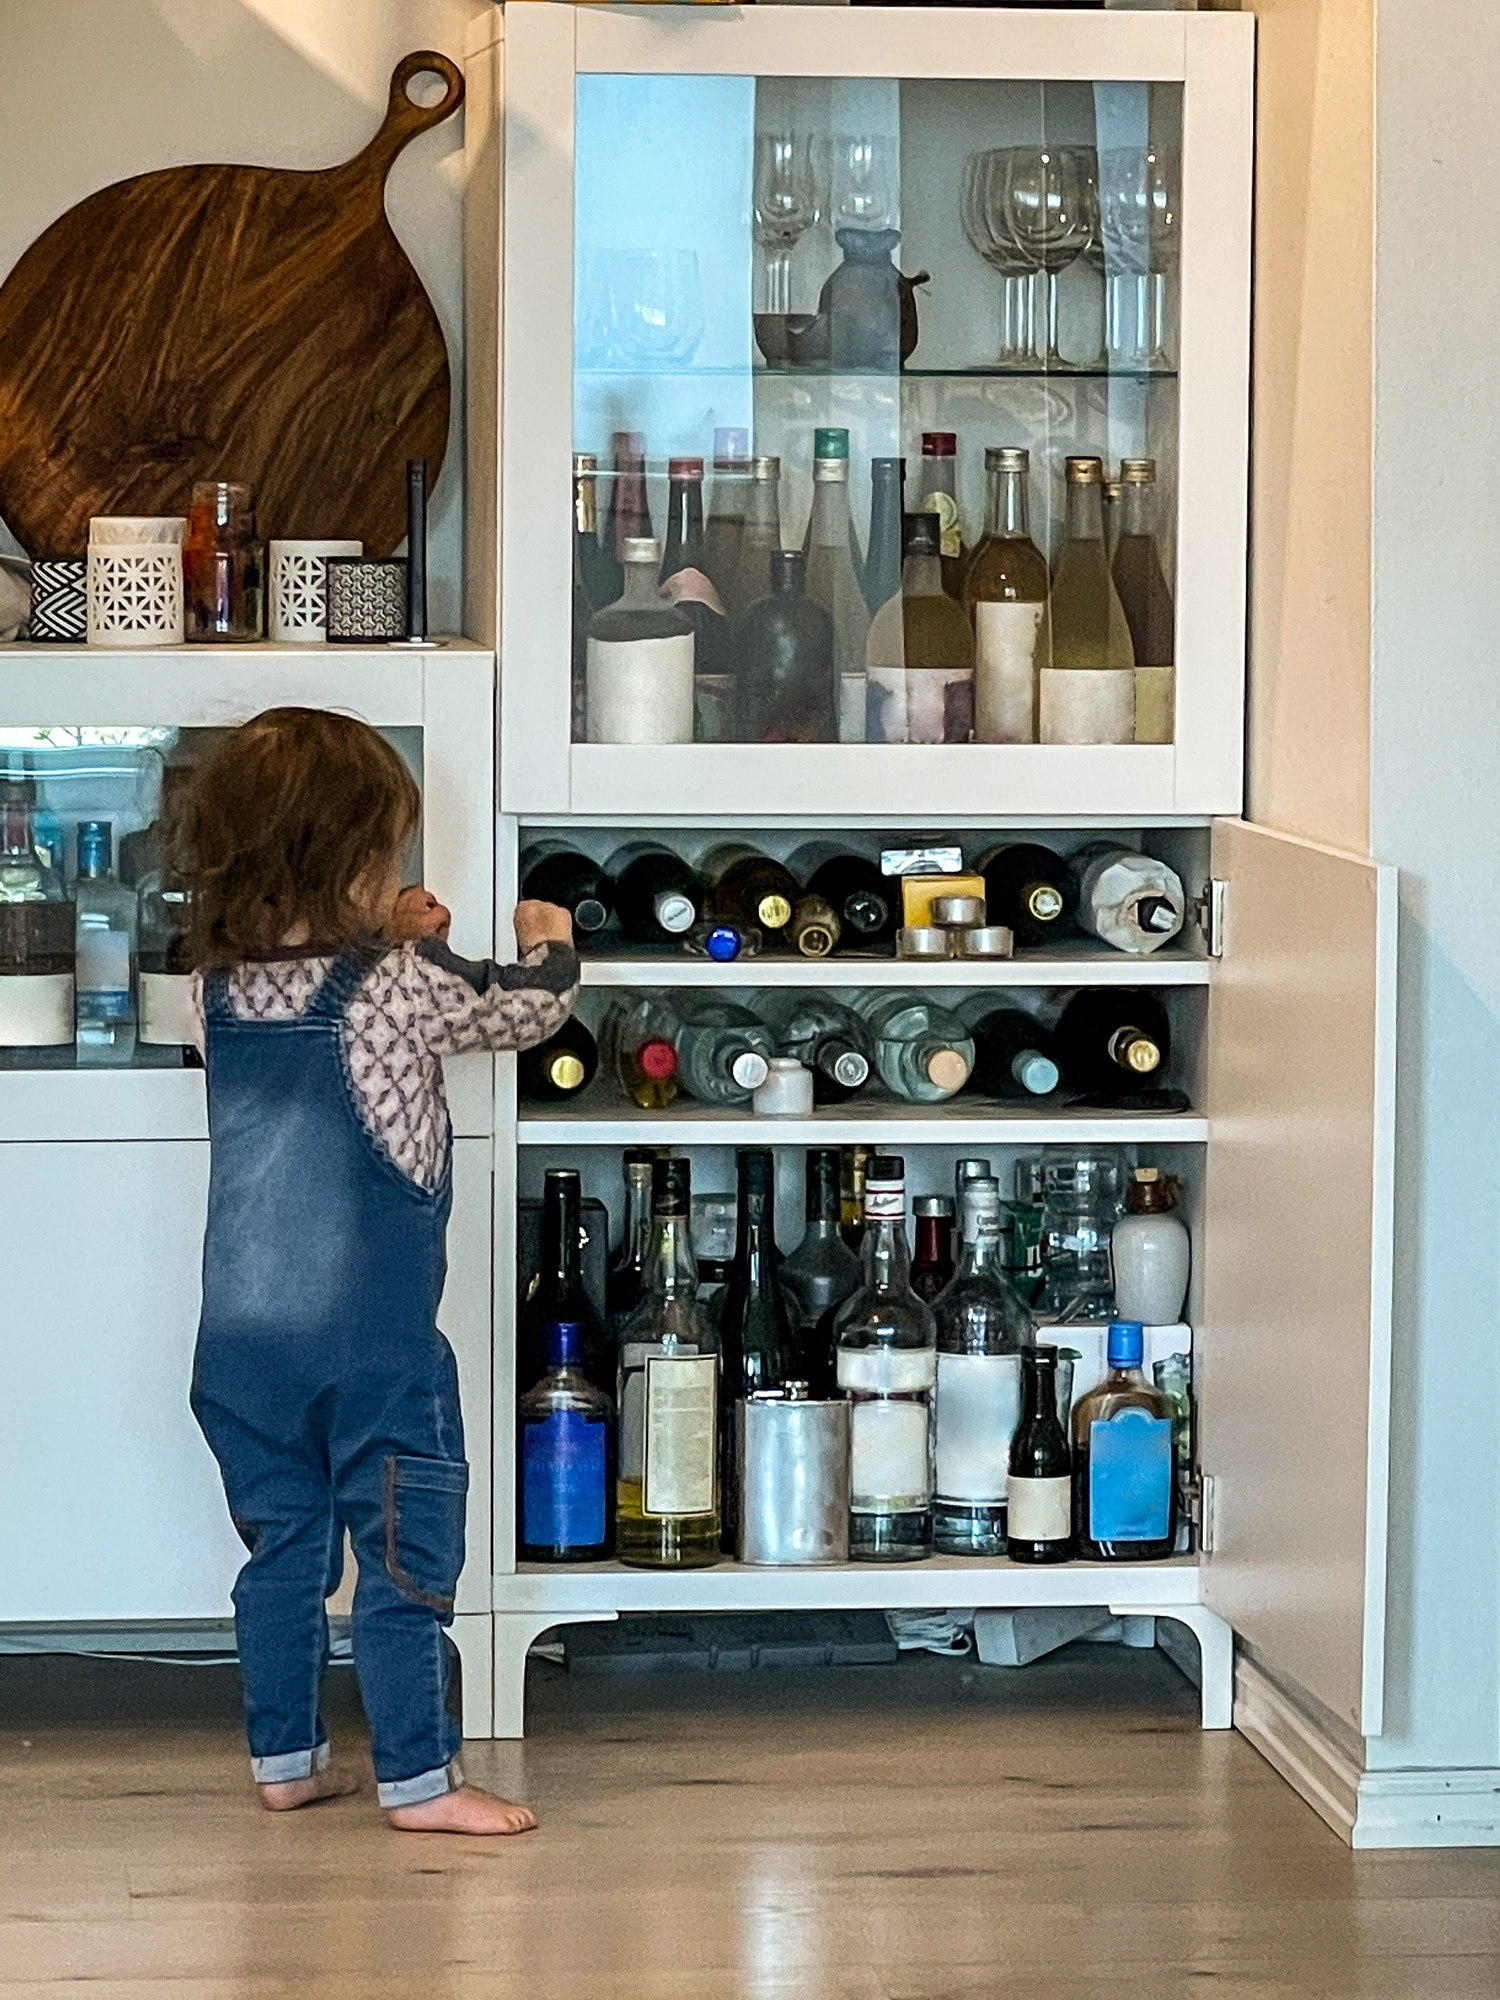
[269,538,363,643]
[88,516,187,547]
[86,544,185,648]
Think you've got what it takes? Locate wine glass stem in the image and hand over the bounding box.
[1149,269,1170,367]
[767,252,792,316]
[1000,274,1032,364]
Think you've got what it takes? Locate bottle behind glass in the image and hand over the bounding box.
[605,429,653,561]
[517,1317,615,1562]
[973,840,1077,948]
[659,455,730,684]
[850,989,974,1104]
[671,996,773,1106]
[894,511,974,746]
[519,840,611,943]
[574,451,622,612]
[910,1195,955,1302]
[607,1149,658,1333]
[1007,1346,1075,1564]
[1042,455,1135,745]
[862,455,905,616]
[617,1157,722,1568]
[704,426,750,609]
[833,1154,936,1561]
[74,820,135,1066]
[1071,1320,1178,1559]
[605,841,701,945]
[717,1148,797,1549]
[803,427,870,742]
[724,455,782,623]
[1111,457,1175,744]
[964,447,1050,744]
[918,430,967,600]
[733,549,836,744]
[0,771,74,1056]
[518,1167,612,1394]
[586,537,695,746]
[779,1148,862,1394]
[757,991,873,1105]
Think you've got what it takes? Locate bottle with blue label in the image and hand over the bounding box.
[1070,1320,1177,1560]
[517,1318,614,1563]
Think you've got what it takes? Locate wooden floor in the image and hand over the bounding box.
[3,1640,1499,1998]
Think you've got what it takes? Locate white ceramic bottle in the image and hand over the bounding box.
[1111,1166,1190,1324]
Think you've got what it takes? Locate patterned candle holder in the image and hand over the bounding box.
[269,539,363,643]
[325,557,408,644]
[29,556,87,642]
[86,544,185,647]
[88,517,188,547]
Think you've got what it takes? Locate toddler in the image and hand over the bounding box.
[183,708,578,1834]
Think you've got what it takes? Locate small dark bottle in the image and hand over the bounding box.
[516,1018,599,1104]
[967,1006,1062,1101]
[1071,1320,1178,1561]
[517,1317,614,1563]
[780,1148,862,1395]
[716,1148,797,1550]
[660,455,730,676]
[788,842,896,950]
[862,454,906,616]
[605,841,702,944]
[1006,1346,1075,1564]
[1054,988,1172,1096]
[733,549,837,744]
[519,841,611,943]
[605,430,653,561]
[606,1148,658,1333]
[910,1194,956,1302]
[975,841,1079,949]
[517,1169,612,1397]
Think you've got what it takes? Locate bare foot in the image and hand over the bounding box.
[387,1783,537,1836]
[258,1765,363,1812]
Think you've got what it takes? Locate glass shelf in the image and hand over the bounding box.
[577,365,1179,383]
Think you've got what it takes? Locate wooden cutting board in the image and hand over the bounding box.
[0,52,464,558]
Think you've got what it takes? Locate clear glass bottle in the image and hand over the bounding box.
[1111,457,1175,744]
[910,1195,956,1303]
[834,1154,936,1561]
[74,820,135,1066]
[917,430,968,600]
[517,1166,612,1396]
[617,1157,722,1569]
[965,447,1050,745]
[850,989,975,1103]
[934,1177,1036,1557]
[717,1148,797,1549]
[517,1317,615,1563]
[954,1156,993,1222]
[606,1149,658,1334]
[803,427,870,742]
[1071,1320,1178,1560]
[724,454,782,624]
[600,992,681,1110]
[0,770,74,1055]
[704,426,750,609]
[586,537,696,746]
[1039,1149,1126,1321]
[1042,455,1135,745]
[779,1147,862,1395]
[732,549,836,745]
[897,511,975,745]
[183,480,265,641]
[1007,1345,1075,1564]
[862,454,906,617]
[757,991,872,1105]
[671,996,773,1106]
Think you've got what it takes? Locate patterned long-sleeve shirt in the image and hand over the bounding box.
[192,938,579,1190]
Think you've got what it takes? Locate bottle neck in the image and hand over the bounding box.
[743,471,781,533]
[921,454,957,502]
[542,1183,582,1297]
[806,1152,842,1230]
[619,560,662,611]
[662,477,706,573]
[709,460,748,518]
[902,546,945,599]
[985,465,1031,540]
[1021,1356,1057,1423]
[574,471,598,537]
[621,1171,653,1266]
[642,1210,698,1301]
[914,1215,950,1267]
[1065,477,1106,545]
[733,1187,777,1295]
[861,1205,913,1294]
[956,1223,1006,1278]
[1118,480,1156,539]
[807,468,851,545]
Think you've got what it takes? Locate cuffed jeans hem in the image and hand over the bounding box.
[252,1740,331,1785]
[378,1757,465,1810]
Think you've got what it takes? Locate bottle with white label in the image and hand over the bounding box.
[833,1154,936,1562]
[616,1157,722,1569]
[1042,455,1135,744]
[1070,1319,1178,1560]
[1006,1346,1075,1564]
[74,820,136,1066]
[963,446,1050,743]
[1074,843,1185,954]
[933,1177,1035,1556]
[0,770,75,1054]
[585,537,696,745]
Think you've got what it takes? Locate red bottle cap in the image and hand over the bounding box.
[921,432,958,456]
[667,457,704,480]
[638,1039,678,1080]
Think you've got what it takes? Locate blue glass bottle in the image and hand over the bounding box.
[517,1318,615,1562]
[1070,1320,1178,1560]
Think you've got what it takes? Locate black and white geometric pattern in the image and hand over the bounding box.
[87,546,184,646]
[30,556,87,642]
[269,540,362,643]
[325,557,408,643]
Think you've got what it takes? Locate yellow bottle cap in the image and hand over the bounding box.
[1125,1037,1161,1075]
[548,1053,587,1091]
[758,893,793,929]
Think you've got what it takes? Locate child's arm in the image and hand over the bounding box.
[399,900,581,1058]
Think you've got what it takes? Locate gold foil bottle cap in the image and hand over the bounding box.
[1126,1036,1162,1075]
[1119,457,1158,484]
[548,1053,586,1091]
[1065,455,1105,485]
[572,452,599,474]
[757,893,793,930]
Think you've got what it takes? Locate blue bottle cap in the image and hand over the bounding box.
[1108,1320,1145,1368]
[704,925,741,962]
[547,1319,583,1370]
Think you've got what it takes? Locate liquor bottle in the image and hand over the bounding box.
[585,538,695,746]
[732,550,836,744]
[862,455,906,616]
[136,872,195,1049]
[787,843,896,951]
[1071,1320,1178,1560]
[607,1149,658,1333]
[910,1195,956,1303]
[672,996,774,1106]
[691,1190,738,1304]
[918,430,967,600]
[605,841,702,944]
[1007,1346,1075,1564]
[0,770,75,1055]
[1006,1155,1047,1307]
[840,1143,872,1249]
[779,1148,862,1392]
[519,841,611,942]
[1054,988,1171,1094]
[1073,844,1185,953]
[724,455,783,623]
[659,455,729,679]
[717,1148,797,1548]
[1112,1166,1191,1325]
[616,1157,722,1568]
[803,427,870,742]
[787,893,841,959]
[966,1005,1061,1100]
[954,1156,993,1221]
[704,426,750,608]
[700,842,800,943]
[518,1168,613,1396]
[1042,455,1135,745]
[934,1176,1036,1557]
[605,429,653,561]
[834,1154,937,1562]
[575,451,622,611]
[74,820,136,1065]
[516,1017,600,1104]
[964,447,1050,745]
[600,992,681,1110]
[898,511,974,745]
[973,840,1077,947]
[850,989,974,1103]
[1111,457,1175,744]
[517,1317,615,1563]
[757,992,873,1105]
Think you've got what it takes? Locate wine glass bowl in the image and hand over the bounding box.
[1098,146,1178,370]
[832,134,898,235]
[603,249,705,369]
[1000,144,1096,371]
[753,132,822,314]
[961,149,1037,367]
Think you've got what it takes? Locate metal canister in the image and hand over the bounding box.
[930,894,986,927]
[896,924,953,959]
[736,1384,850,1566]
[955,924,1015,959]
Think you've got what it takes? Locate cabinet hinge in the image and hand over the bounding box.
[1192,879,1227,959]
[1193,1472,1218,1554]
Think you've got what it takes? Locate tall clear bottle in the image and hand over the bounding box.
[704,426,750,608]
[617,1157,722,1568]
[779,1148,862,1394]
[0,769,74,1056]
[717,1148,797,1549]
[606,1148,659,1334]
[1110,457,1176,744]
[1042,455,1135,745]
[850,989,974,1103]
[74,820,135,1066]
[803,427,870,742]
[724,454,782,624]
[834,1154,936,1561]
[933,1177,1035,1557]
[964,447,1050,745]
[917,430,968,600]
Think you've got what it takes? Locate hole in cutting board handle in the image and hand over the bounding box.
[406,69,453,111]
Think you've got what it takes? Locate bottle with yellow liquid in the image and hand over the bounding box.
[1041,455,1135,745]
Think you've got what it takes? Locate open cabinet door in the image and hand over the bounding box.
[1201,820,1396,1737]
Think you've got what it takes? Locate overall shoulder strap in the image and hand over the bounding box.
[306,944,386,1023]
[201,969,236,1024]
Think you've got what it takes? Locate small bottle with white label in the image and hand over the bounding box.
[1070,1320,1178,1560]
[74,820,136,1066]
[963,447,1050,744]
[1006,1346,1075,1564]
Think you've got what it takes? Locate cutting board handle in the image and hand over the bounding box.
[344,51,466,188]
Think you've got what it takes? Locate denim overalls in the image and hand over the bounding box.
[191,948,470,1808]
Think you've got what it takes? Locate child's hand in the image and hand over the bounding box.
[390,886,452,943]
[514,899,574,953]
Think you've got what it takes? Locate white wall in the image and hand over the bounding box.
[0,0,483,631]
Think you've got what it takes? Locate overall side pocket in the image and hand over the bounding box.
[383,1455,470,1615]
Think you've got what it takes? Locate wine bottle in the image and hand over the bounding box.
[779,1148,862,1392]
[910,1195,956,1303]
[0,768,75,1055]
[659,455,730,681]
[724,454,782,623]
[899,511,975,746]
[917,430,967,600]
[803,428,870,742]
[607,1148,658,1332]
[966,1005,1061,1100]
[850,989,974,1103]
[574,451,621,611]
[671,996,774,1106]
[862,455,906,616]
[516,1016,600,1104]
[700,842,800,942]
[1054,988,1171,1094]
[787,892,840,959]
[517,1317,615,1563]
[833,1154,937,1562]
[757,992,873,1105]
[1042,455,1135,745]
[716,1148,797,1549]
[517,1168,613,1397]
[519,840,611,942]
[1111,457,1175,744]
[1071,1320,1177,1560]
[571,455,602,740]
[605,841,701,943]
[934,1176,1035,1557]
[600,992,681,1110]
[704,426,750,609]
[732,549,836,744]
[1073,843,1185,953]
[840,1143,871,1249]
[964,447,1050,744]
[787,843,896,951]
[605,429,653,561]
[616,1157,722,1568]
[973,840,1077,947]
[585,537,696,746]
[1007,1346,1075,1564]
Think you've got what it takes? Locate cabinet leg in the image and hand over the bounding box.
[450,1612,494,1739]
[1115,1601,1234,1729]
[493,1611,619,1738]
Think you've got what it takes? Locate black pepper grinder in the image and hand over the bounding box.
[400,456,435,647]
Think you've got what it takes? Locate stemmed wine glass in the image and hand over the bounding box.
[961,150,1036,368]
[1098,146,1179,370]
[1001,145,1096,371]
[753,133,822,314]
[832,134,898,234]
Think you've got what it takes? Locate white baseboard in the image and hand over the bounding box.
[1235,1654,1500,1848]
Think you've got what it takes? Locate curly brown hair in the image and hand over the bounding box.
[182,708,420,969]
